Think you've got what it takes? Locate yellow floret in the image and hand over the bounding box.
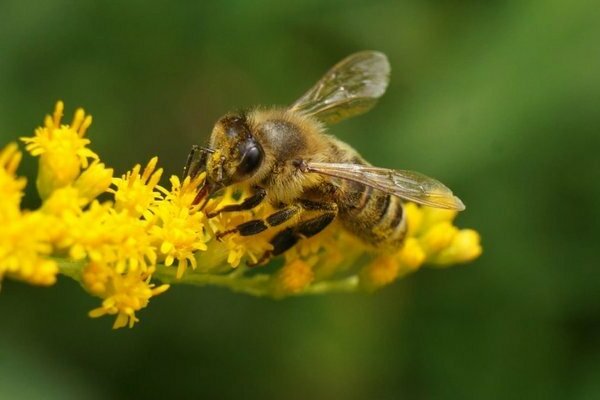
[84,263,169,329]
[21,101,98,199]
[273,259,315,296]
[0,143,26,213]
[0,211,58,286]
[110,157,163,218]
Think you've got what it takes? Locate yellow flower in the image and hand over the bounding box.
[359,255,400,291]
[399,202,482,268]
[289,224,365,281]
[150,202,208,278]
[358,239,425,291]
[0,143,26,214]
[420,207,458,230]
[358,203,473,290]
[0,143,58,285]
[219,230,274,268]
[110,157,163,218]
[82,260,114,296]
[148,174,210,277]
[285,221,337,261]
[79,207,156,272]
[21,101,98,199]
[74,161,113,204]
[0,210,58,286]
[273,259,315,297]
[430,229,482,266]
[37,160,112,235]
[404,202,423,236]
[160,174,206,209]
[420,221,459,254]
[397,237,426,269]
[41,185,87,215]
[206,189,274,267]
[84,262,169,329]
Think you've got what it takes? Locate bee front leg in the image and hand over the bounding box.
[206,186,267,218]
[182,145,207,179]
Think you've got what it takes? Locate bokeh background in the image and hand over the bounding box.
[1,0,599,398]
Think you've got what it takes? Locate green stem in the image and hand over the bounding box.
[154,265,273,297]
[54,258,362,298]
[54,258,85,281]
[303,276,359,295]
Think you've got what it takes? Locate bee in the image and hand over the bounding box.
[183,51,465,265]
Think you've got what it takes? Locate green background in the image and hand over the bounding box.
[1,0,599,398]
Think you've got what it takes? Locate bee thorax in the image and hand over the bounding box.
[258,119,307,162]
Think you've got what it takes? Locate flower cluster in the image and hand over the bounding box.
[0,102,482,328]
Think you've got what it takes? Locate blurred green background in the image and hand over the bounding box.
[1,0,599,398]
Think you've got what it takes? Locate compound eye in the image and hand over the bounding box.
[235,142,263,178]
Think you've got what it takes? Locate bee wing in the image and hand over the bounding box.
[290,51,390,125]
[305,162,466,210]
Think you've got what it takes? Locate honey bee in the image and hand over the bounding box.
[184,51,465,265]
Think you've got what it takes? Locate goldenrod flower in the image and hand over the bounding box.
[273,259,315,297]
[0,143,26,214]
[358,201,482,290]
[0,143,58,285]
[397,238,426,269]
[21,101,98,200]
[0,210,58,286]
[1,101,482,328]
[430,229,482,266]
[205,192,274,267]
[110,157,163,218]
[74,161,113,204]
[84,262,169,329]
[150,177,209,278]
[360,255,401,291]
[160,174,205,209]
[421,221,459,253]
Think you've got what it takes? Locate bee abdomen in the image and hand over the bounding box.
[339,182,407,249]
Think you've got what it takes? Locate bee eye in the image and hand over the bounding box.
[235,142,263,178]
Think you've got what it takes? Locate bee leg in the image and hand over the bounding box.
[215,202,302,240]
[216,200,336,241]
[248,204,338,266]
[206,186,267,218]
[182,145,206,179]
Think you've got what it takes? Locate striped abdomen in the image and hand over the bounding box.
[337,175,407,250]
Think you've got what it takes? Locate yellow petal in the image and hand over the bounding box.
[431,229,482,266]
[88,307,108,318]
[397,238,426,270]
[420,221,458,255]
[359,255,400,291]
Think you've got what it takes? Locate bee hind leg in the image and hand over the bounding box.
[247,205,337,267]
[216,200,335,240]
[215,202,301,240]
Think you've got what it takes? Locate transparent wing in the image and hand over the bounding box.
[306,162,466,210]
[290,51,390,125]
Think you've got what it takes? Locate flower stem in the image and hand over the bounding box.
[303,276,359,295]
[153,265,273,297]
[55,258,84,281]
[54,257,361,298]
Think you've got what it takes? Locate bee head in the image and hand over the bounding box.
[206,113,265,190]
